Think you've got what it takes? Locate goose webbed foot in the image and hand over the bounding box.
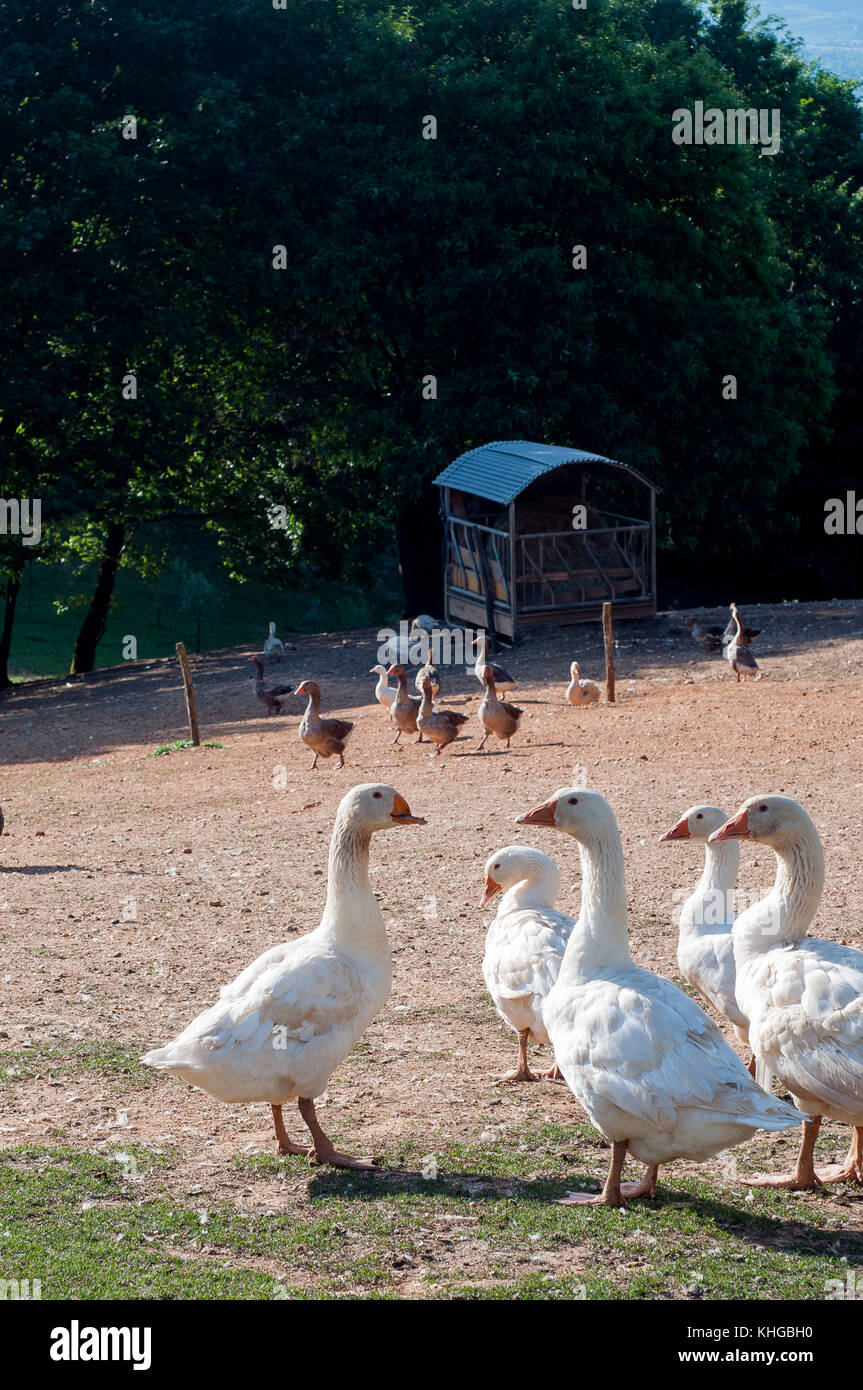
[272,1104,313,1157]
[557,1144,657,1208]
[298,1096,381,1171]
[497,1030,541,1082]
[748,1117,824,1189]
[814,1129,863,1184]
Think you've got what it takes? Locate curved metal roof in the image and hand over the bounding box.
[433,440,659,506]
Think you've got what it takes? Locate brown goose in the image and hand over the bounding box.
[724,604,760,682]
[473,636,515,692]
[478,666,523,751]
[295,680,354,768]
[721,611,760,647]
[249,657,294,716]
[387,664,423,744]
[418,679,468,754]
[684,618,725,652]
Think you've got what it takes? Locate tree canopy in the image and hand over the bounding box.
[1,0,861,677]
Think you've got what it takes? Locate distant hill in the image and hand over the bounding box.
[760,2,863,90]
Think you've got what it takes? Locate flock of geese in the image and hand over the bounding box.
[144,782,863,1209]
[250,605,762,768]
[686,602,761,681]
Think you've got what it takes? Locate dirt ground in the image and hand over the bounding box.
[1,599,862,1291]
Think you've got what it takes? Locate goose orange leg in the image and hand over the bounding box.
[814,1126,863,1184]
[497,1029,540,1082]
[557,1140,659,1208]
[748,1116,823,1189]
[297,1097,381,1171]
[272,1104,312,1157]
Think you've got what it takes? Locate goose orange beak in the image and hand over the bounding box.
[391,793,426,826]
[480,874,501,907]
[516,798,557,828]
[660,815,690,842]
[710,808,749,842]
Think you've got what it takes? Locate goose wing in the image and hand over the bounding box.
[558,969,797,1134]
[143,934,364,1071]
[751,940,863,1110]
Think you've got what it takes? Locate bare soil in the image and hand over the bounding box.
[1,599,862,1285]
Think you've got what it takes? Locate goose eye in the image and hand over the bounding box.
[568,797,578,805]
[373,791,382,799]
[696,813,703,820]
[758,804,767,813]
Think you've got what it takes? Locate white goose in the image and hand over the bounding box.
[565,662,600,707]
[473,635,515,692]
[481,846,573,1082]
[143,785,425,1169]
[516,788,803,1207]
[713,795,863,1188]
[369,663,396,708]
[660,804,758,1077]
[263,621,285,661]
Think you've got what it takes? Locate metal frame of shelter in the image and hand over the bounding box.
[433,440,659,640]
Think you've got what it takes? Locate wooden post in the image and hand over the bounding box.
[175,642,200,746]
[602,602,615,704]
[650,487,658,615]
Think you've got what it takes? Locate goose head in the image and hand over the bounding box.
[339,783,426,832]
[480,845,560,907]
[369,663,388,676]
[660,804,727,843]
[569,661,580,678]
[516,787,614,844]
[294,679,320,699]
[386,663,406,678]
[710,794,815,850]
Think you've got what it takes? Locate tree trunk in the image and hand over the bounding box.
[70,520,126,674]
[396,493,443,617]
[0,571,21,691]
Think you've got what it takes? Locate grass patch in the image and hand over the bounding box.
[4,1124,862,1300]
[9,549,401,680]
[148,740,224,756]
[0,1040,155,1089]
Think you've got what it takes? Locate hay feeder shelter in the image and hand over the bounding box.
[433,440,659,640]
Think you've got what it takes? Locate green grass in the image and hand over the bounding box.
[4,1124,861,1300]
[147,740,224,756]
[0,1041,155,1089]
[9,552,402,680]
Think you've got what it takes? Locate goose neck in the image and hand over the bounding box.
[322,812,387,955]
[562,827,631,972]
[501,868,558,914]
[735,827,825,953]
[680,839,738,936]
